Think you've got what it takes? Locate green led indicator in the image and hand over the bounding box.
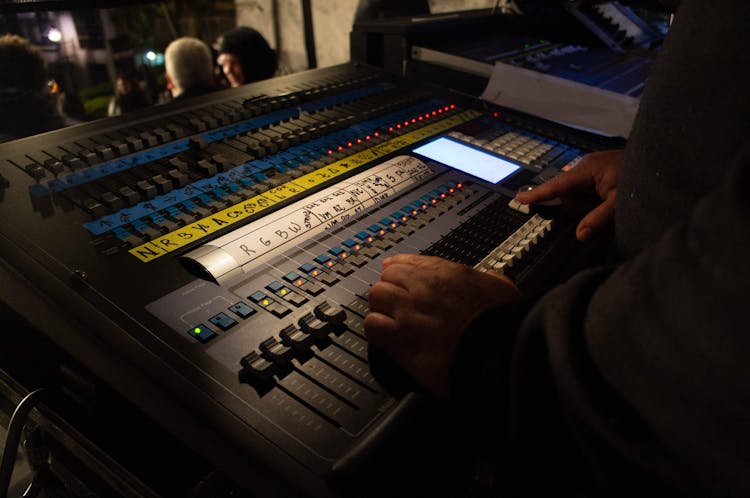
[194,327,202,334]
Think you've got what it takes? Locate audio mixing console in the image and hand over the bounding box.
[0,63,620,496]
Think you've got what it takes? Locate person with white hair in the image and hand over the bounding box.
[164,37,216,100]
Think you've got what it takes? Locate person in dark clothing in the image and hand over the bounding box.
[164,37,217,100]
[0,34,65,143]
[216,26,277,88]
[364,1,750,496]
[107,72,151,116]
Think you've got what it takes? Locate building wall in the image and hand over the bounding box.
[236,0,496,75]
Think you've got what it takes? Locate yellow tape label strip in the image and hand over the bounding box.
[129,109,481,263]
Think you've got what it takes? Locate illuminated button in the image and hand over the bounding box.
[367,224,386,237]
[249,291,291,318]
[329,246,347,258]
[282,271,324,296]
[341,239,362,251]
[208,312,237,331]
[299,263,339,286]
[314,253,336,269]
[187,324,217,343]
[267,282,308,307]
[228,302,257,319]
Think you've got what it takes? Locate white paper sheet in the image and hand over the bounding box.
[480,62,640,138]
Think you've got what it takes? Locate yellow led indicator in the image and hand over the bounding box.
[262,299,270,306]
[341,252,348,259]
[355,244,361,251]
[280,289,288,295]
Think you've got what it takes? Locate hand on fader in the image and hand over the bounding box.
[517,149,623,242]
[364,254,522,400]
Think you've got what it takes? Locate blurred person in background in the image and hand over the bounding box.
[0,34,65,143]
[107,71,151,116]
[215,26,277,88]
[164,36,217,100]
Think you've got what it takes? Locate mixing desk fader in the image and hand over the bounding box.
[0,63,620,496]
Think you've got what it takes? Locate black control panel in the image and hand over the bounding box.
[0,63,619,496]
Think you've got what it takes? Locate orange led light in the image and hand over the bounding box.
[295,279,304,286]
[457,183,463,189]
[401,216,407,222]
[341,252,348,258]
[367,237,373,242]
[326,261,334,267]
[390,223,397,229]
[431,199,437,204]
[421,204,427,209]
[449,188,455,193]
[411,210,417,215]
[440,193,446,199]
[312,269,320,276]
[354,244,361,250]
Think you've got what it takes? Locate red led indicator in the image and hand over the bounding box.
[432,111,437,116]
[418,116,423,121]
[450,104,456,109]
[493,111,499,118]
[374,131,380,137]
[431,199,437,204]
[357,138,362,143]
[327,149,333,155]
[396,124,401,129]
[337,145,343,151]
[347,142,353,147]
[411,118,416,123]
[440,193,446,199]
[421,204,427,209]
[457,183,463,189]
[403,121,409,126]
[424,113,430,118]
[438,109,443,113]
[444,106,449,111]
[389,126,394,132]
[366,135,371,140]
[449,188,455,193]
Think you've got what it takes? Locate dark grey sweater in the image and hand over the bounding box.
[453,2,750,496]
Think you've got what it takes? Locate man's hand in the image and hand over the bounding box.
[516,149,623,241]
[365,254,522,399]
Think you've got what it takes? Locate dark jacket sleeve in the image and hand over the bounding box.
[452,149,750,497]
